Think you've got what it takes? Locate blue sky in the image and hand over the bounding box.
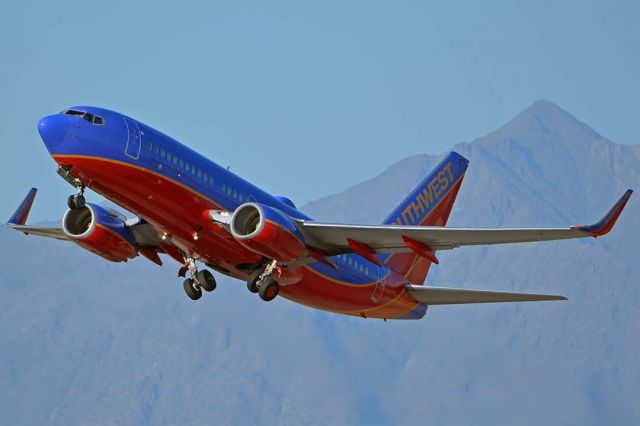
[1,0,638,222]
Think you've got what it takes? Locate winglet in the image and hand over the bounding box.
[7,188,38,225]
[577,189,633,237]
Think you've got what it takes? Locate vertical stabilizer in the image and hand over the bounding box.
[383,152,468,284]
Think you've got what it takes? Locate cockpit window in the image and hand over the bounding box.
[63,109,105,125]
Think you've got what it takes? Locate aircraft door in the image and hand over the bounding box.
[123,118,142,160]
[370,268,386,304]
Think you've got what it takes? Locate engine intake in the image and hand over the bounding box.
[230,203,306,262]
[63,203,137,262]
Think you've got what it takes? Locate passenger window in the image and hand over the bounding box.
[154,145,159,154]
[179,159,184,168]
[173,156,178,165]
[203,172,208,181]
[147,142,152,151]
[209,176,214,184]
[197,169,202,178]
[167,152,172,161]
[161,149,165,158]
[191,166,196,175]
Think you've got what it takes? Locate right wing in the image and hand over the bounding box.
[7,223,68,240]
[6,188,69,240]
[6,188,170,266]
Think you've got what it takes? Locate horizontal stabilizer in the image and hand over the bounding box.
[406,284,566,305]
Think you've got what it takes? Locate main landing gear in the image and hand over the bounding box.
[247,260,280,302]
[67,185,86,210]
[181,256,217,301]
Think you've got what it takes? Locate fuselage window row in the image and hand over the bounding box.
[146,142,216,186]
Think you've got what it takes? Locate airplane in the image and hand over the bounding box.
[6,106,633,320]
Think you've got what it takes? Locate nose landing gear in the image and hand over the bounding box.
[67,186,86,210]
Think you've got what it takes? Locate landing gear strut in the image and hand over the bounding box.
[247,260,280,301]
[67,185,86,210]
[181,256,216,301]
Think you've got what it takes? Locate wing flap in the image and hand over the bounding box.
[406,284,566,305]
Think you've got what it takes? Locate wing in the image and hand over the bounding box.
[7,223,69,240]
[406,284,566,305]
[6,189,167,266]
[6,188,69,240]
[299,190,632,256]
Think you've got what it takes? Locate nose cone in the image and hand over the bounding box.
[38,114,69,152]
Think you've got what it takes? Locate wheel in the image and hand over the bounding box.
[246,270,261,293]
[196,270,216,292]
[67,194,86,209]
[183,278,202,300]
[258,278,279,302]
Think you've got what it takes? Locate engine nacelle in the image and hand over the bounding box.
[62,203,137,262]
[230,203,306,262]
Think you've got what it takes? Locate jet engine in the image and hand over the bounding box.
[62,203,137,262]
[230,203,307,262]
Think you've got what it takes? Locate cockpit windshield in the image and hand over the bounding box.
[63,109,104,125]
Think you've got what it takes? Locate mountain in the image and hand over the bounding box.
[1,100,638,425]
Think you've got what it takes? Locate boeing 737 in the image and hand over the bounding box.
[7,107,633,319]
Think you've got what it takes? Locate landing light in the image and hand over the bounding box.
[193,233,199,241]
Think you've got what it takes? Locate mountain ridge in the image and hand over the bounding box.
[1,100,638,425]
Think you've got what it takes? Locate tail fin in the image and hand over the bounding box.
[383,152,468,284]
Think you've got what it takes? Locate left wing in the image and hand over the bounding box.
[298,190,632,256]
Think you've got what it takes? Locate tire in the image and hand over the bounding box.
[246,270,261,293]
[197,270,216,292]
[258,278,279,302]
[183,278,202,300]
[67,194,86,210]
